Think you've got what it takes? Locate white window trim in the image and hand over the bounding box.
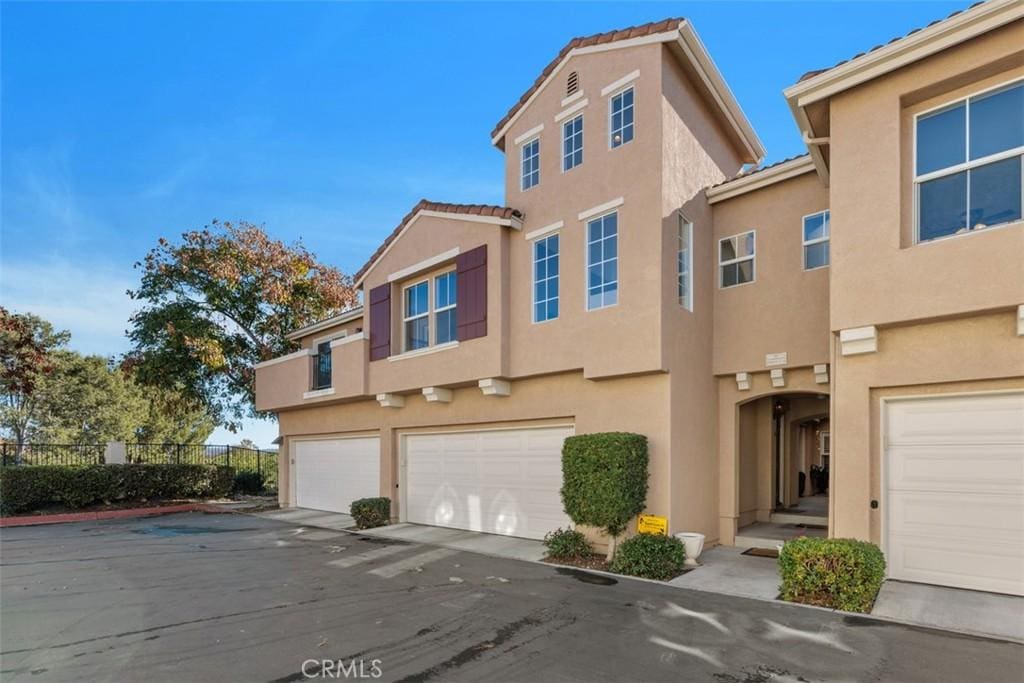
[554,97,589,123]
[513,123,544,146]
[585,210,619,311]
[600,69,640,97]
[608,85,635,150]
[524,220,563,241]
[532,233,560,325]
[387,341,459,362]
[912,77,1024,244]
[520,136,540,192]
[402,279,430,353]
[802,209,830,271]
[678,215,693,311]
[433,270,457,345]
[719,230,756,289]
[562,114,584,173]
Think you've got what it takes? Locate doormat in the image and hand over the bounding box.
[741,547,779,558]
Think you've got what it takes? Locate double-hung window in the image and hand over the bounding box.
[586,212,618,310]
[803,210,830,270]
[563,114,583,171]
[533,234,559,322]
[915,81,1023,242]
[610,87,634,148]
[719,230,755,288]
[434,271,457,344]
[403,281,430,351]
[678,216,692,310]
[312,340,332,390]
[521,137,540,191]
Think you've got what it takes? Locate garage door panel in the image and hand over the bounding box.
[405,426,573,540]
[886,393,1024,595]
[294,437,380,514]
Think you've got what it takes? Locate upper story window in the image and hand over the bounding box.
[803,210,830,270]
[587,212,618,310]
[719,230,755,288]
[563,114,583,172]
[434,271,457,345]
[521,137,540,191]
[312,340,332,390]
[403,280,430,351]
[533,234,559,323]
[915,81,1023,243]
[610,87,635,148]
[678,216,693,311]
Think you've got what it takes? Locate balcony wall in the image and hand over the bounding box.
[254,350,312,412]
[331,333,368,398]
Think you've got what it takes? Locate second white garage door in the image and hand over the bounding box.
[293,437,380,514]
[885,392,1024,595]
[403,426,573,540]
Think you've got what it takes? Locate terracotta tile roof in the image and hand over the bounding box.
[490,17,685,142]
[354,200,523,283]
[709,154,811,189]
[797,1,986,83]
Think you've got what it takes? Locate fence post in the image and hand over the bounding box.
[227,445,232,469]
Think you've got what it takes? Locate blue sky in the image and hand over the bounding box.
[1,1,964,446]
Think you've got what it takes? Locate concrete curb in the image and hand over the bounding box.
[0,503,230,528]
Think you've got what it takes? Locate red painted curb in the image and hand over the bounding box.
[0,503,231,528]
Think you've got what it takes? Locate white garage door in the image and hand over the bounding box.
[293,437,380,514]
[403,426,573,540]
[886,392,1024,595]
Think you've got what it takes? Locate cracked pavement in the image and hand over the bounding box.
[1,512,1020,682]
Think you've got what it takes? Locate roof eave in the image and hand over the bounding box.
[285,307,365,341]
[706,155,816,203]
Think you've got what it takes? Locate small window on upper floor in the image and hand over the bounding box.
[803,210,830,270]
[521,137,540,191]
[719,230,755,288]
[610,87,634,148]
[678,216,693,311]
[567,71,579,96]
[533,233,559,323]
[434,271,457,345]
[915,80,1023,243]
[563,114,583,172]
[312,340,332,390]
[587,212,618,310]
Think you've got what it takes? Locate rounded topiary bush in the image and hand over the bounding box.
[350,497,391,529]
[778,537,886,613]
[542,527,591,560]
[610,533,686,580]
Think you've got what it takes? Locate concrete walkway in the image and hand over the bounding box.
[669,545,780,600]
[254,507,355,530]
[872,580,1024,643]
[355,523,546,562]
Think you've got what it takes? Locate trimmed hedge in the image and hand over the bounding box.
[778,537,886,613]
[350,497,390,529]
[0,464,235,515]
[232,470,265,495]
[543,527,591,560]
[561,432,648,555]
[610,533,687,580]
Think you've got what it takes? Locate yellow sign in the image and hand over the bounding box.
[637,514,668,536]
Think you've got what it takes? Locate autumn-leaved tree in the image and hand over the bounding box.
[0,308,71,451]
[126,220,358,429]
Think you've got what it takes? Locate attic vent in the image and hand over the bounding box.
[566,71,579,96]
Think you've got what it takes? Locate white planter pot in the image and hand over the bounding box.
[674,532,706,566]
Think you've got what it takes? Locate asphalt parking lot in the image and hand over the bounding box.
[2,512,1021,682]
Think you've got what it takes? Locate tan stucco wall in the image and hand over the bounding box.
[828,22,1024,331]
[711,171,831,375]
[298,318,364,350]
[273,370,715,540]
[832,310,1024,544]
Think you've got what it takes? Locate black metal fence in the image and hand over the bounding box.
[1,443,278,486]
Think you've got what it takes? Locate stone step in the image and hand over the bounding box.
[769,513,828,526]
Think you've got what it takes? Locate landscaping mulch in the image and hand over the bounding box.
[541,553,610,572]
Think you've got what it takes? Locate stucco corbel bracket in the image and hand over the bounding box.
[1017,305,1024,337]
[422,387,453,403]
[770,368,786,388]
[376,393,405,408]
[814,364,829,384]
[478,378,511,397]
[735,372,751,391]
[839,326,878,356]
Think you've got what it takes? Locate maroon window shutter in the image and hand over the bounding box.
[368,284,391,361]
[456,245,488,341]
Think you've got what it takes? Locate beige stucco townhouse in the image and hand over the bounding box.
[256,0,1024,596]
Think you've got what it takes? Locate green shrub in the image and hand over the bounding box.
[610,533,686,580]
[0,464,235,515]
[778,537,886,613]
[561,432,648,558]
[350,497,390,529]
[543,527,592,560]
[232,470,265,495]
